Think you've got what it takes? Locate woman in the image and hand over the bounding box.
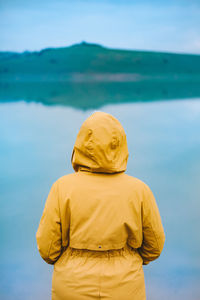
[36,111,165,300]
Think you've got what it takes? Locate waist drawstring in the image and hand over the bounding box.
[66,244,134,259]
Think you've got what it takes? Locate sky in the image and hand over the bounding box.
[0,0,200,54]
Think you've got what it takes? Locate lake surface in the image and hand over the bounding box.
[0,99,200,300]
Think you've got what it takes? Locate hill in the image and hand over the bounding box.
[0,42,200,109]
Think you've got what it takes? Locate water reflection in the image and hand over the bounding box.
[1,81,200,109]
[0,99,200,299]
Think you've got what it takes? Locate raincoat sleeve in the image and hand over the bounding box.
[36,182,62,265]
[138,185,165,265]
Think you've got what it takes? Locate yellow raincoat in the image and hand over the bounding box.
[36,112,165,300]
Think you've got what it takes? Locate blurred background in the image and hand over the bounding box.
[0,1,200,299]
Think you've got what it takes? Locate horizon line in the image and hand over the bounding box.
[1,41,200,56]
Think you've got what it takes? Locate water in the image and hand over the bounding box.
[0,99,200,300]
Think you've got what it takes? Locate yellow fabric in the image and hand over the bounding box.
[36,111,165,300]
[71,112,129,173]
[52,244,145,300]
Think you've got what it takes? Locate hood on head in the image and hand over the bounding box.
[71,112,129,173]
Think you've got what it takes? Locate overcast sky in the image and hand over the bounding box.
[0,0,200,54]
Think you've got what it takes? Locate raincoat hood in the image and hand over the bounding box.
[71,112,129,173]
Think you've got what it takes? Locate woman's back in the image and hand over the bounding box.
[36,112,165,300]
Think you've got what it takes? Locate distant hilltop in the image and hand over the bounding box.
[0,42,200,109]
[0,41,200,82]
